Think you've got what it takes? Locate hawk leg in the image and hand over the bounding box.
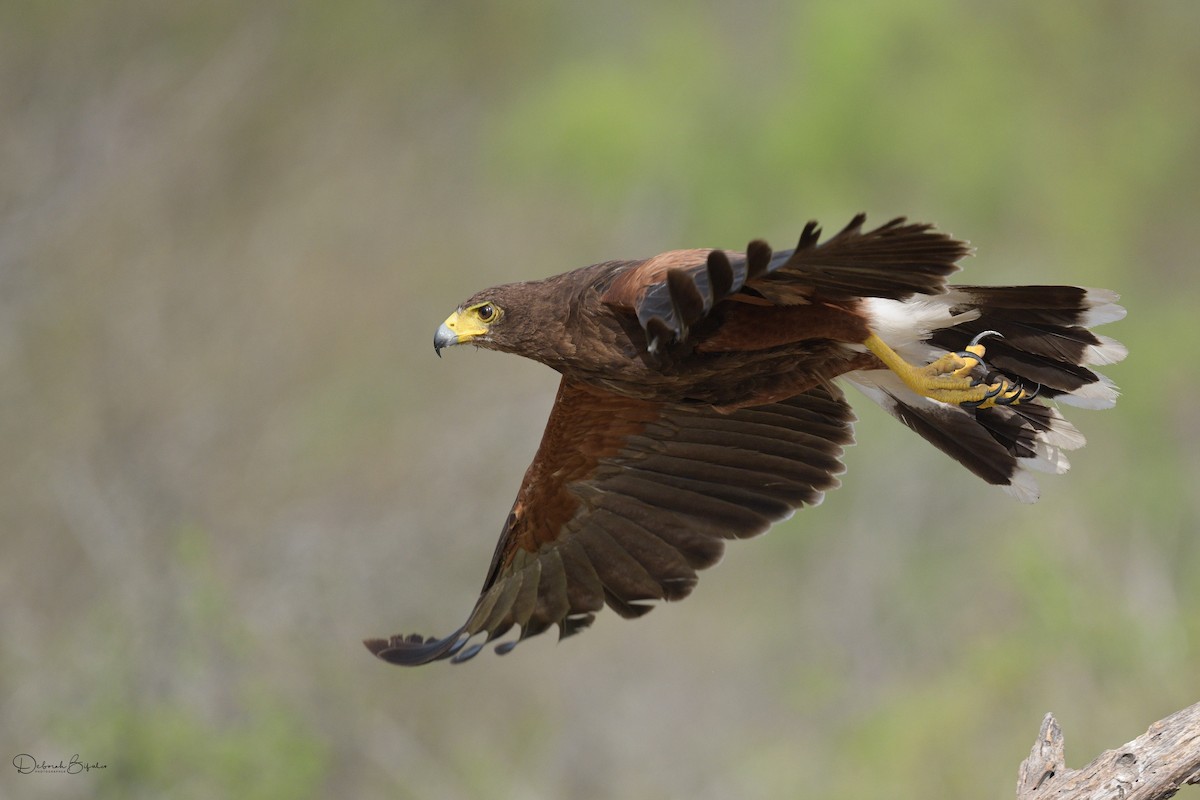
[863,331,1037,410]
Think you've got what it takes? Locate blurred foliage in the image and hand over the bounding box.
[58,527,329,800]
[3,1,1199,799]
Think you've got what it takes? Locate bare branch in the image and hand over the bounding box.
[1017,701,1200,800]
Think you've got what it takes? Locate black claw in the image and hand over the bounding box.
[951,330,1005,379]
[994,386,1024,406]
[979,379,1008,398]
[955,350,984,366]
[950,330,1041,409]
[970,376,1040,408]
[961,381,1006,409]
[967,329,1004,349]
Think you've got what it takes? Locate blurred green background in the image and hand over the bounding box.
[3,2,1198,798]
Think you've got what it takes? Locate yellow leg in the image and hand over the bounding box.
[862,333,1033,409]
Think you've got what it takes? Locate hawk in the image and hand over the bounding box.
[366,214,1125,666]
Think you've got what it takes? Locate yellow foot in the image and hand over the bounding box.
[863,331,1038,410]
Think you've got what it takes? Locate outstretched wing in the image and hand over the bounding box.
[365,378,855,665]
[602,214,970,352]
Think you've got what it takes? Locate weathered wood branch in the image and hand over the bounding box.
[1017,700,1200,800]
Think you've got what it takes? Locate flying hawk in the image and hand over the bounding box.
[366,214,1125,666]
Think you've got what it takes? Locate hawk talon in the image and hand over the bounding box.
[964,371,1034,409]
[980,368,1040,408]
[994,387,1024,406]
[960,382,1006,409]
[995,380,1038,406]
[967,329,1004,349]
[947,331,1003,376]
[958,330,1042,409]
[955,350,983,362]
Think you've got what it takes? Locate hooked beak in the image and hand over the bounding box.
[433,310,487,357]
[433,323,457,357]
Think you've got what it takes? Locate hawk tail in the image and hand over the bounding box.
[844,286,1126,502]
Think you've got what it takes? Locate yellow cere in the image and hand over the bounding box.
[442,302,501,343]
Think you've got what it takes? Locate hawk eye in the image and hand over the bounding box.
[476,303,496,322]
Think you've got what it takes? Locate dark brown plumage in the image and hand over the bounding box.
[367,214,1125,666]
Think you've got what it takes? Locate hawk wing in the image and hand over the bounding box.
[602,213,969,352]
[365,378,854,665]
